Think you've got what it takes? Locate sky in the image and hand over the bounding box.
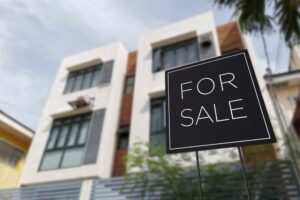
[0,0,290,129]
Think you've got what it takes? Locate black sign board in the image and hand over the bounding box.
[165,50,276,154]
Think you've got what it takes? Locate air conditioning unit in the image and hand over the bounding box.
[68,96,94,109]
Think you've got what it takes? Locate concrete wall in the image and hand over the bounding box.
[129,12,243,164]
[274,85,299,123]
[20,42,128,185]
[290,45,300,71]
[130,12,283,165]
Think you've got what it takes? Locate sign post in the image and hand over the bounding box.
[165,50,276,199]
[195,151,202,200]
[238,147,252,199]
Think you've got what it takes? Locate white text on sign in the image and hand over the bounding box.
[179,72,247,127]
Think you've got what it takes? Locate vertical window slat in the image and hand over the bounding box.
[150,98,166,150]
[91,67,102,87]
[153,49,162,72]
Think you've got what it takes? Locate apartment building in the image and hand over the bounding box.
[8,12,286,199]
[0,109,33,189]
[265,45,300,139]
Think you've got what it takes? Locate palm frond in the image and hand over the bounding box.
[213,0,238,8]
[275,0,300,46]
[235,0,274,34]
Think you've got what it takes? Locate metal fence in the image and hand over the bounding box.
[0,161,299,200]
[90,161,300,200]
[0,181,82,200]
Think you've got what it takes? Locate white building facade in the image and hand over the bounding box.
[21,42,128,185]
[15,12,285,199]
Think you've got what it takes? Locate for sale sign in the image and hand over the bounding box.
[165,50,276,154]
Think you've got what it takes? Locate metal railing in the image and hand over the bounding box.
[0,161,299,200]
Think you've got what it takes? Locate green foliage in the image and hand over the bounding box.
[275,0,300,45]
[125,142,272,199]
[214,0,300,46]
[125,143,299,199]
[125,142,198,200]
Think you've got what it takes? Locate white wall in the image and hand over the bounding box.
[291,45,300,70]
[130,12,284,165]
[20,42,128,185]
[129,12,241,164]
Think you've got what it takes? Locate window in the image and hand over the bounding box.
[116,127,129,150]
[0,140,24,168]
[124,76,135,94]
[150,98,166,149]
[117,132,129,149]
[152,38,199,72]
[40,113,91,171]
[64,65,102,94]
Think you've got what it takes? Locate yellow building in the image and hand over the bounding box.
[0,109,33,189]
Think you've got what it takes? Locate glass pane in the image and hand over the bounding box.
[150,133,166,149]
[47,127,59,150]
[40,151,62,171]
[64,76,75,94]
[186,41,199,63]
[73,73,84,92]
[67,123,80,147]
[91,67,102,87]
[162,49,175,69]
[9,149,24,167]
[151,105,164,134]
[118,134,129,149]
[61,147,84,168]
[175,46,186,66]
[125,77,135,93]
[126,77,134,87]
[57,126,69,148]
[163,100,166,128]
[78,121,90,145]
[0,141,12,164]
[125,85,134,94]
[53,120,62,126]
[153,49,161,71]
[82,70,93,89]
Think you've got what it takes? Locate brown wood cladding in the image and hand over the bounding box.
[112,149,128,177]
[126,51,137,77]
[119,51,137,126]
[119,94,133,126]
[242,144,277,163]
[217,22,245,53]
[112,51,137,177]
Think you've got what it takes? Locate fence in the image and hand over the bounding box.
[0,161,299,200]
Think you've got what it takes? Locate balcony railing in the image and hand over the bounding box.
[0,161,299,200]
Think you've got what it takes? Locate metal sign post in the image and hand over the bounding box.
[238,147,252,200]
[195,151,202,200]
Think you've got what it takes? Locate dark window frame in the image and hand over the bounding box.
[116,126,129,150]
[124,76,135,94]
[0,140,24,168]
[39,113,91,171]
[150,98,166,149]
[64,64,102,94]
[152,38,199,72]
